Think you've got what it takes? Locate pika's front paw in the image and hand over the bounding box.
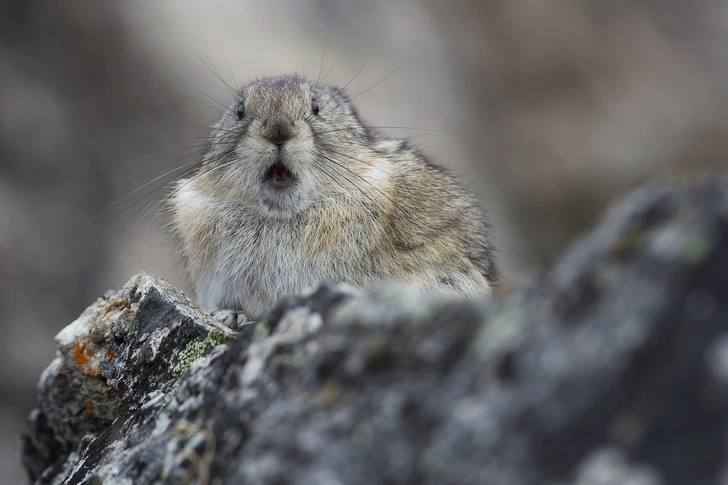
[211,309,252,330]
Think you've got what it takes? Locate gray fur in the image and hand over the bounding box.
[171,75,498,318]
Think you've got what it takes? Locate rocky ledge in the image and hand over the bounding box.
[21,177,728,485]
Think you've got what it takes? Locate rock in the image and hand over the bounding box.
[21,177,728,484]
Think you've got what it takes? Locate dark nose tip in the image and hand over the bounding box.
[264,119,296,145]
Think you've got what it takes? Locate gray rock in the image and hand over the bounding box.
[21,177,728,484]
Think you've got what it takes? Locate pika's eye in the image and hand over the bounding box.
[237,103,245,120]
[311,99,319,116]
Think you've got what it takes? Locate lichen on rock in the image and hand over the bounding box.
[21,177,728,484]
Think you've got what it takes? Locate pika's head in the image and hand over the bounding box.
[195,75,372,217]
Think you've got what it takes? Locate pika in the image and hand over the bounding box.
[170,75,498,324]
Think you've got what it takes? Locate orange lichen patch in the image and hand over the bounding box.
[74,340,92,366]
[86,402,93,415]
[106,347,115,363]
[73,340,99,377]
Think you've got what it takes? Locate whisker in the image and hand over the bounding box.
[311,160,389,244]
[225,59,241,92]
[144,125,247,140]
[204,55,239,100]
[101,157,205,229]
[153,135,227,143]
[97,129,248,237]
[318,148,415,221]
[320,51,374,111]
[87,152,204,227]
[329,43,417,113]
[186,44,239,100]
[316,28,331,88]
[172,73,230,112]
[321,47,348,84]
[315,125,446,136]
[136,153,237,250]
[319,152,402,211]
[92,149,203,189]
[117,155,240,251]
[157,82,232,118]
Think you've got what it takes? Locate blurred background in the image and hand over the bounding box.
[2,0,728,482]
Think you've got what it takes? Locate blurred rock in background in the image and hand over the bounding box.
[2,0,727,482]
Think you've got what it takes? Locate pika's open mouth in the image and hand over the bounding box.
[264,161,296,190]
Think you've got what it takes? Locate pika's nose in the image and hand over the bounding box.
[263,119,296,146]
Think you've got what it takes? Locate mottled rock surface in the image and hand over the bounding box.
[21,178,728,484]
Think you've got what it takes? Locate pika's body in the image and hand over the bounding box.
[171,75,497,318]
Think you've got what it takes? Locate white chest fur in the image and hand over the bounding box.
[174,185,337,317]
